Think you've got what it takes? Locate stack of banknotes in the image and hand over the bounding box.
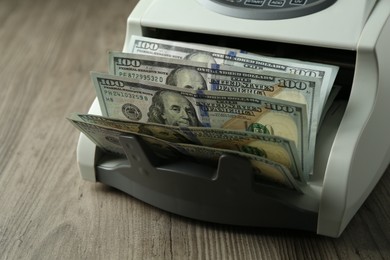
[68,35,339,191]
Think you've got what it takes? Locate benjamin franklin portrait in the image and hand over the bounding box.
[147,90,202,127]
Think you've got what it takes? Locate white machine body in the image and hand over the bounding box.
[77,0,390,237]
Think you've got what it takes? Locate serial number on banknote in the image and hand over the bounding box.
[117,72,165,83]
[103,89,150,101]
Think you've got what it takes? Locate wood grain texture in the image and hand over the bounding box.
[0,0,389,259]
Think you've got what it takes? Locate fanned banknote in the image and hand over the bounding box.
[108,52,322,174]
[69,113,302,180]
[69,118,301,191]
[91,72,308,168]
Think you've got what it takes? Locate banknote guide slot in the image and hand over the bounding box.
[116,134,303,188]
[95,135,318,232]
[120,135,219,180]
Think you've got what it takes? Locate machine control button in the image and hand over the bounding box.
[268,0,286,7]
[244,0,265,7]
[290,0,307,5]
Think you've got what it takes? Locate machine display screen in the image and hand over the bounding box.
[197,0,337,19]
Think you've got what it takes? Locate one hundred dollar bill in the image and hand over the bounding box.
[69,118,301,191]
[127,35,338,114]
[90,72,309,171]
[69,113,303,180]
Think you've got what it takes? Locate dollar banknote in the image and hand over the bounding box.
[108,52,322,171]
[69,113,303,180]
[69,118,301,191]
[90,72,309,171]
[126,35,339,114]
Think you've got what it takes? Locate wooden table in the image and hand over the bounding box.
[0,0,389,259]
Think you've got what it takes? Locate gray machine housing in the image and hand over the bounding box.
[77,0,390,237]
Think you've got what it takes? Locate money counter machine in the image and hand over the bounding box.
[76,0,390,237]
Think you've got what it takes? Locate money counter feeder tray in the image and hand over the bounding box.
[76,0,390,237]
